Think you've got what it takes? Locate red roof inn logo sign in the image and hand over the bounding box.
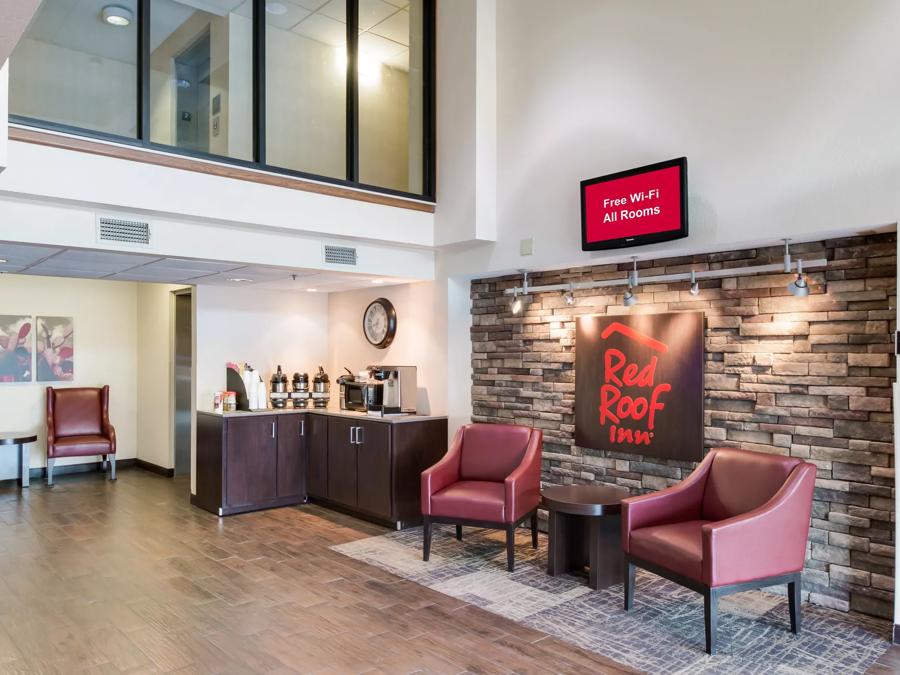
[575,312,704,462]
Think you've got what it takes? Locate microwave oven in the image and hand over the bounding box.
[339,380,367,412]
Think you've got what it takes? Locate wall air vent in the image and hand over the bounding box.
[323,244,357,266]
[97,216,151,246]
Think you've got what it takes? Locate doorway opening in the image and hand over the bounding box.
[174,30,211,155]
[173,289,192,478]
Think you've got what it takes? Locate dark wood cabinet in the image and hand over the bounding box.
[327,417,358,508]
[225,415,277,508]
[194,410,447,525]
[276,414,306,499]
[356,420,391,520]
[306,413,329,499]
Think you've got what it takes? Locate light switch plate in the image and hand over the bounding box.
[520,237,534,256]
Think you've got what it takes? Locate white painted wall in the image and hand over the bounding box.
[136,283,189,470]
[328,281,447,417]
[0,275,139,477]
[440,0,900,278]
[0,61,7,173]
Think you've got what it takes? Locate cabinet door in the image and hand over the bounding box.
[225,415,277,508]
[276,415,306,499]
[307,414,329,499]
[356,420,392,520]
[327,417,358,508]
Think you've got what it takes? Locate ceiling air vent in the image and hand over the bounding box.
[97,216,151,246]
[323,244,357,266]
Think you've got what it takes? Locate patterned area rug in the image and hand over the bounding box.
[332,526,891,674]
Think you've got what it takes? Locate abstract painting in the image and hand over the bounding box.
[0,315,34,382]
[36,316,74,382]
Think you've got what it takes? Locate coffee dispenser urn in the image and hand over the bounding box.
[312,366,330,409]
[269,365,289,409]
[289,372,310,408]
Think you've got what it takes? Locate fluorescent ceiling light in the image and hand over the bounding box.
[101,5,133,27]
[227,277,253,283]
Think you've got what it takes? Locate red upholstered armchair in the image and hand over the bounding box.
[622,447,816,654]
[46,386,117,485]
[421,423,542,571]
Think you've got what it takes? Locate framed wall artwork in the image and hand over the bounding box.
[575,311,705,462]
[37,316,74,382]
[0,315,34,383]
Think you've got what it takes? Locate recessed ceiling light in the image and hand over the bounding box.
[227,277,253,283]
[306,288,317,292]
[371,279,384,284]
[266,2,288,15]
[101,5,133,27]
[0,258,7,264]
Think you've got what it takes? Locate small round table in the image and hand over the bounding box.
[542,484,630,590]
[0,433,37,488]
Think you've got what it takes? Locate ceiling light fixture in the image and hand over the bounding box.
[510,271,529,314]
[371,279,384,284]
[622,283,638,307]
[563,283,575,306]
[227,277,252,283]
[266,2,288,15]
[0,258,7,264]
[788,259,810,297]
[306,288,317,292]
[628,256,640,286]
[689,270,700,296]
[101,5,133,27]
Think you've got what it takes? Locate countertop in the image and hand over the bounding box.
[197,407,447,424]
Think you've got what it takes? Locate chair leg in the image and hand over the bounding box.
[506,524,516,572]
[102,454,108,470]
[624,560,635,610]
[704,588,718,655]
[109,455,116,481]
[422,516,432,562]
[455,524,462,541]
[46,458,54,486]
[789,575,801,634]
[530,511,538,548]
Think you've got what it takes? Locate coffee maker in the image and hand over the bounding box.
[367,365,416,414]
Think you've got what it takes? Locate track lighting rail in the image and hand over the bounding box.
[502,258,827,296]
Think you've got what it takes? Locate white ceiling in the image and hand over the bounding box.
[0,242,414,293]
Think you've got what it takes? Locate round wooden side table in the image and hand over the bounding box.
[542,484,630,590]
[0,433,38,488]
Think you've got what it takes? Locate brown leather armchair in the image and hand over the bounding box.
[46,386,117,485]
[421,423,542,571]
[622,447,816,654]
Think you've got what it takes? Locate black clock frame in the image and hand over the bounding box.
[363,298,397,349]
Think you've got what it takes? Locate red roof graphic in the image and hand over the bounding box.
[600,322,669,353]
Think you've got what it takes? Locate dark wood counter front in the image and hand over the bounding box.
[194,410,448,527]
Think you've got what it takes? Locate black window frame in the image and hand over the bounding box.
[8,0,436,203]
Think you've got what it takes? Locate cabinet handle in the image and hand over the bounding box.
[300,419,305,437]
[350,426,356,445]
[357,425,364,445]
[271,421,276,438]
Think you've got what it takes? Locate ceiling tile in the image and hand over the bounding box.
[292,0,330,10]
[317,0,346,23]
[359,31,406,62]
[369,7,409,45]
[292,12,346,46]
[0,243,62,266]
[265,1,311,30]
[358,0,399,31]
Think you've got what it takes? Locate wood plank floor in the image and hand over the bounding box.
[0,469,895,674]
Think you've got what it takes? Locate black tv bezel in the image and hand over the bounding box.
[580,156,688,252]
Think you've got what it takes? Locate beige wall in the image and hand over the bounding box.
[328,281,447,417]
[0,275,139,476]
[9,38,136,137]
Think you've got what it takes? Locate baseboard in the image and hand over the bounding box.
[893,623,900,644]
[135,458,175,477]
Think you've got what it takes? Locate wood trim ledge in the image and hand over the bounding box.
[8,126,435,213]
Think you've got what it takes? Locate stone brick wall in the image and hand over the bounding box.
[470,234,896,619]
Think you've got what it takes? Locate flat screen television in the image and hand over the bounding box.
[581,157,688,251]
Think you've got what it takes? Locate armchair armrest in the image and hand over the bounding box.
[621,450,715,552]
[505,429,542,523]
[421,426,463,515]
[702,462,816,587]
[100,384,116,454]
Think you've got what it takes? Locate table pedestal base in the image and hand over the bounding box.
[547,511,621,590]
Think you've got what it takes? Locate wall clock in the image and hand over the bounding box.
[363,298,397,349]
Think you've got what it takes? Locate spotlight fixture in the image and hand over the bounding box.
[628,256,640,286]
[622,283,638,307]
[510,270,530,314]
[689,270,700,296]
[788,259,810,297]
[101,5,133,27]
[563,283,575,306]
